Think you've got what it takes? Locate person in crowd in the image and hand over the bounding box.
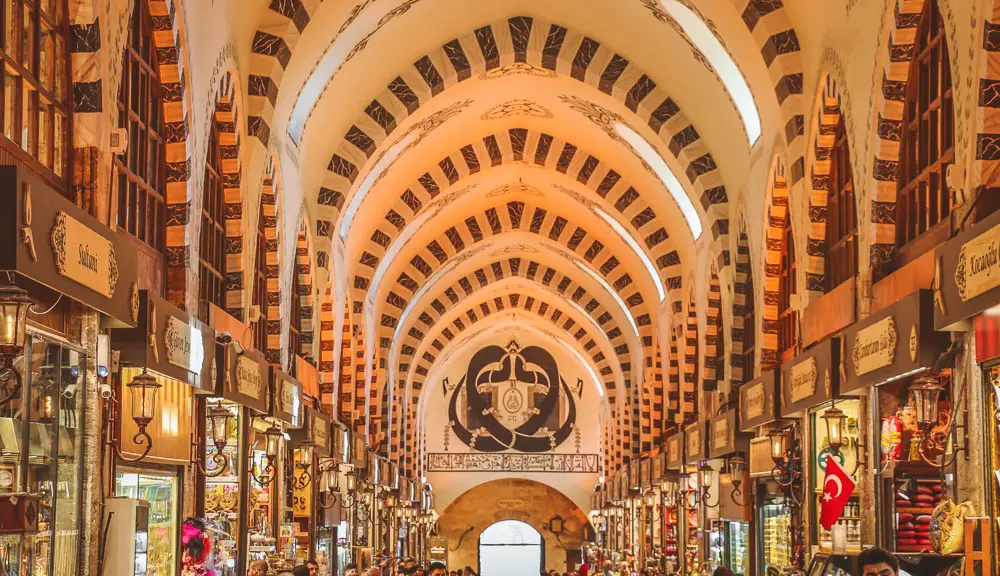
[712,568,734,576]
[291,566,311,576]
[248,560,269,576]
[427,562,448,576]
[344,564,359,576]
[368,567,382,576]
[306,561,319,576]
[859,547,899,576]
[450,571,457,576]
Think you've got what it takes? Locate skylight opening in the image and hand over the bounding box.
[594,207,666,302]
[339,129,420,241]
[573,259,640,337]
[660,0,761,144]
[614,122,703,240]
[288,32,359,144]
[555,338,605,398]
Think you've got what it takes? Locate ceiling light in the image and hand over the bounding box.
[659,0,761,144]
[614,122,703,240]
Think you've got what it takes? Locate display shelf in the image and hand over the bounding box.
[895,507,936,514]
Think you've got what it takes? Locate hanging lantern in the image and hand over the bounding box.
[298,440,315,467]
[263,425,283,457]
[207,404,233,452]
[0,284,32,357]
[126,370,161,429]
[728,454,745,478]
[698,462,714,488]
[768,428,787,465]
[911,376,945,427]
[345,468,358,492]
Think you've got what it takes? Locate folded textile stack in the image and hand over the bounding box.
[895,480,943,551]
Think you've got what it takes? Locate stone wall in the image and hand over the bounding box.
[436,479,591,573]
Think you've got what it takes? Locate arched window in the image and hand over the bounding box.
[778,214,798,360]
[199,122,226,312]
[251,203,268,353]
[288,264,302,363]
[895,0,954,262]
[825,115,858,289]
[115,0,166,251]
[1,0,70,184]
[741,271,756,384]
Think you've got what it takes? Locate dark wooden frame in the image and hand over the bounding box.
[115,0,166,252]
[742,271,757,382]
[779,212,798,361]
[895,0,954,266]
[825,114,858,290]
[251,202,268,353]
[288,263,302,365]
[199,120,227,311]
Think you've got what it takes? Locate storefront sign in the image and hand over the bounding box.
[269,368,303,428]
[712,418,730,452]
[50,212,118,298]
[843,290,948,393]
[852,317,897,375]
[788,357,817,403]
[710,412,748,459]
[236,354,264,399]
[313,414,330,451]
[1,166,138,326]
[666,434,682,470]
[739,370,779,431]
[685,422,705,464]
[781,338,839,416]
[954,222,1000,301]
[164,316,204,374]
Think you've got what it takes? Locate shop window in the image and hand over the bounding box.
[115,0,166,252]
[199,121,227,313]
[0,0,69,187]
[741,273,756,384]
[895,0,954,263]
[825,115,858,290]
[251,202,268,354]
[778,214,798,360]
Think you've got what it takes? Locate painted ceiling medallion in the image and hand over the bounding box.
[481,99,554,121]
[446,339,579,453]
[479,62,557,81]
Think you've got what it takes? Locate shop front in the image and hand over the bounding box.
[0,163,139,576]
[287,405,330,566]
[195,343,270,576]
[934,208,1000,571]
[707,411,750,575]
[110,290,215,576]
[739,369,795,576]
[683,420,707,573]
[269,366,304,570]
[662,434,683,573]
[841,289,950,564]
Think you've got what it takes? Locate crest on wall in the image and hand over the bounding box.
[446,339,578,453]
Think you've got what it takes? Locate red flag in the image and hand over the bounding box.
[819,456,856,530]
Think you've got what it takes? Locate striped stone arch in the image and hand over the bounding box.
[868,0,942,276]
[730,216,753,385]
[319,15,731,275]
[260,161,284,364]
[803,74,848,301]
[396,291,617,460]
[978,2,1000,191]
[293,221,316,363]
[761,157,789,371]
[246,0,324,148]
[338,301,356,426]
[736,0,807,184]
[682,289,698,423]
[703,267,723,391]
[212,71,250,321]
[319,286,336,416]
[667,326,681,427]
[351,127,684,303]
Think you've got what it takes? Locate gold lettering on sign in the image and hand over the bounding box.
[789,357,818,403]
[280,380,300,422]
[744,382,766,420]
[852,316,898,376]
[956,222,1000,301]
[164,316,204,374]
[313,415,329,448]
[712,418,729,451]
[235,355,262,399]
[668,436,680,461]
[687,428,701,457]
[50,212,119,298]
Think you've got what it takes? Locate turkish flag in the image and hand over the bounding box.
[819,456,856,530]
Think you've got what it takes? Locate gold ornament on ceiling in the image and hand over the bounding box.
[485,180,545,198]
[481,99,554,121]
[479,62,558,81]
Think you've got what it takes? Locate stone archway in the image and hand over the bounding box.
[478,520,544,576]
[436,478,591,573]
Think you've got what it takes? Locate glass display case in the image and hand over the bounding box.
[0,334,87,576]
[759,499,792,574]
[114,468,180,576]
[202,400,242,576]
[709,520,749,575]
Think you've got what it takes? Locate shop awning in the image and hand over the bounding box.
[0,165,139,328]
[112,291,216,393]
[780,337,839,417]
[841,289,948,393]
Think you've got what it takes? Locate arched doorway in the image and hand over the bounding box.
[478,520,544,576]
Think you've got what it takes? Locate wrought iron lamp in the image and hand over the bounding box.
[0,283,31,407]
[318,460,341,509]
[727,454,751,506]
[192,404,233,477]
[106,370,162,463]
[911,374,969,468]
[342,468,359,508]
[249,423,283,486]
[695,462,720,508]
[769,426,803,506]
[289,439,315,490]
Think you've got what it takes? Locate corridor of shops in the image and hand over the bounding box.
[1,0,999,575]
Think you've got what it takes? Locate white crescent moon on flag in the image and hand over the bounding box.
[825,474,843,499]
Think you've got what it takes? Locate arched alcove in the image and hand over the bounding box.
[478,520,544,576]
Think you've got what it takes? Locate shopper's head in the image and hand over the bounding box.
[368,567,382,576]
[345,563,359,576]
[712,568,734,576]
[249,560,269,576]
[428,562,448,576]
[859,547,898,576]
[292,566,311,576]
